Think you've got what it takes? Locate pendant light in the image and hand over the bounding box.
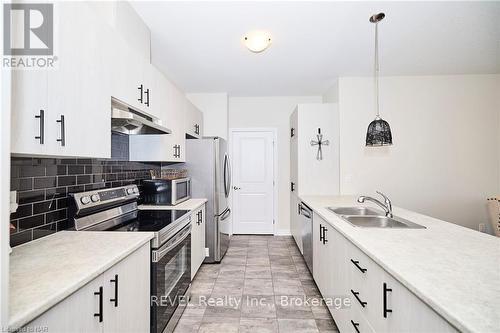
[365,13,393,147]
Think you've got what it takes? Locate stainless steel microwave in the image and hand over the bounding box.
[142,178,191,206]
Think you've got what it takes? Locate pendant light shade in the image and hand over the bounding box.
[366,116,393,146]
[365,12,393,147]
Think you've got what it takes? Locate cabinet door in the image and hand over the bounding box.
[103,243,150,333]
[185,100,203,139]
[129,81,186,162]
[191,205,206,279]
[26,275,104,333]
[48,2,111,158]
[10,14,48,156]
[290,194,302,252]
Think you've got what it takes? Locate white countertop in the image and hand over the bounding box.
[300,195,500,333]
[139,198,207,211]
[9,231,154,330]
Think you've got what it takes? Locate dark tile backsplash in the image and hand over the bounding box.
[10,157,162,247]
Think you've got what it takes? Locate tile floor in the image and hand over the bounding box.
[174,235,339,333]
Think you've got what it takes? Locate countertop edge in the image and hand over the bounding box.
[8,232,154,330]
[298,196,480,333]
[139,198,208,211]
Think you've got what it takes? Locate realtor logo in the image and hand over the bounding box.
[3,3,53,56]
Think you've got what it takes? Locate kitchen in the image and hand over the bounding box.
[1,1,499,333]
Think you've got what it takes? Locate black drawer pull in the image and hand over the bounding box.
[138,84,143,103]
[56,115,65,146]
[145,88,150,107]
[319,225,324,242]
[351,320,360,333]
[291,127,295,137]
[351,289,367,307]
[94,286,103,322]
[383,282,393,318]
[322,226,328,244]
[291,182,295,192]
[350,259,367,273]
[35,110,44,144]
[110,274,118,307]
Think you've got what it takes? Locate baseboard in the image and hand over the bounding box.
[274,229,291,236]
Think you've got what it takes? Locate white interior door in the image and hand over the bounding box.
[232,130,275,234]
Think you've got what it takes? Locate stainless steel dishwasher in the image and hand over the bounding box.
[300,202,313,274]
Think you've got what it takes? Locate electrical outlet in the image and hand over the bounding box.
[478,223,486,233]
[204,248,209,257]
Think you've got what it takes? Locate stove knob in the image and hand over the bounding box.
[126,188,134,195]
[80,196,91,205]
[91,194,100,202]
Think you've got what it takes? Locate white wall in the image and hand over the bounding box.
[322,80,339,103]
[1,60,11,326]
[187,93,228,139]
[338,75,500,232]
[228,96,322,234]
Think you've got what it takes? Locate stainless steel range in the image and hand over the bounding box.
[69,184,191,333]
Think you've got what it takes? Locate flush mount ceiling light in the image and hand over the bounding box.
[243,31,272,53]
[365,12,393,147]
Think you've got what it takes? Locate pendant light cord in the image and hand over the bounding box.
[374,21,380,118]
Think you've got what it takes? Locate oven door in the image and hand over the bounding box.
[171,178,191,205]
[151,223,191,333]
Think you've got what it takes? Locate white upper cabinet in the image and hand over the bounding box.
[12,2,112,158]
[185,100,203,139]
[129,81,187,162]
[11,2,190,161]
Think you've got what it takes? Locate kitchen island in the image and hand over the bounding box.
[299,195,500,333]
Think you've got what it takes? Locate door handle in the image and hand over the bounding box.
[351,320,360,333]
[233,186,241,190]
[35,110,44,144]
[94,286,103,322]
[291,182,295,192]
[110,274,118,307]
[56,115,65,146]
[319,225,324,242]
[351,289,367,307]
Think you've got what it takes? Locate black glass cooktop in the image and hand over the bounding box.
[100,209,190,232]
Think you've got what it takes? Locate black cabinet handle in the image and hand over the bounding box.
[322,226,328,244]
[290,128,295,137]
[319,224,324,243]
[383,282,393,318]
[35,110,44,144]
[173,145,180,158]
[56,115,65,146]
[350,259,367,273]
[110,274,118,307]
[351,320,360,333]
[145,88,150,107]
[291,182,295,192]
[94,286,103,322]
[138,84,143,104]
[351,290,367,308]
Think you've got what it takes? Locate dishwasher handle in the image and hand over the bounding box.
[299,203,312,219]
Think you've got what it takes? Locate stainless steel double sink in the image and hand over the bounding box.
[327,207,426,229]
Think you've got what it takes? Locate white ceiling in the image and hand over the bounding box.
[131,1,500,96]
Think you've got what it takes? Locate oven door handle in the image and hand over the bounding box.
[152,224,191,262]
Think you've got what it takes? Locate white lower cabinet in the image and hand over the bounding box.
[191,204,206,280]
[313,214,457,333]
[25,243,150,333]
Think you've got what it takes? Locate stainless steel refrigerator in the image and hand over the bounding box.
[185,137,231,263]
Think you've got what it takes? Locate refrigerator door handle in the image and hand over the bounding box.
[223,153,231,198]
[219,207,231,221]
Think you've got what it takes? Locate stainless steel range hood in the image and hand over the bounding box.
[111,98,171,135]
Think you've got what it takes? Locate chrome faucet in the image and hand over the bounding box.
[358,191,393,218]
